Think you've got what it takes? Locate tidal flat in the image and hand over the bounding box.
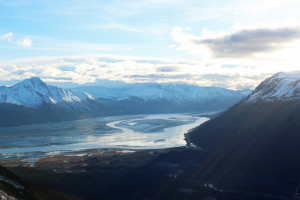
[0,112,214,159]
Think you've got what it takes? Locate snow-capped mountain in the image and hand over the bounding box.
[0,77,105,126]
[75,83,249,103]
[187,72,300,154]
[244,72,300,104]
[0,77,95,109]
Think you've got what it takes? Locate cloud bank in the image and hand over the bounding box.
[0,55,276,90]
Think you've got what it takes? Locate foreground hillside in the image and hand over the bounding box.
[0,165,78,200]
[4,147,295,200]
[184,72,300,198]
[187,72,300,155]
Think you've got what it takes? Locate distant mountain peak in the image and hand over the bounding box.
[21,77,44,84]
[28,76,43,82]
[15,77,48,90]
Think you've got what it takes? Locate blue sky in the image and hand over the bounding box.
[1,0,300,89]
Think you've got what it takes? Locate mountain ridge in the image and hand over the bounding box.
[187,72,300,154]
[74,82,250,103]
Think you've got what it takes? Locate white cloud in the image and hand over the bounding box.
[0,32,13,41]
[1,32,33,48]
[16,36,32,47]
[171,27,212,60]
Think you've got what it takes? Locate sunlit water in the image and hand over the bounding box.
[0,112,214,158]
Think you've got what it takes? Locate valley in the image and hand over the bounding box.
[1,73,300,200]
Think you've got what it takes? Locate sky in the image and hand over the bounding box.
[1,0,300,89]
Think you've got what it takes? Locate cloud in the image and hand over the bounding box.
[0,32,13,41]
[1,32,32,48]
[171,26,300,59]
[197,27,300,58]
[16,36,32,47]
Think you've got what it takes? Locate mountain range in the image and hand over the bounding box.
[0,77,249,126]
[74,83,250,102]
[74,83,250,114]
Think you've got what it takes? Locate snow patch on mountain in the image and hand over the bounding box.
[244,72,300,103]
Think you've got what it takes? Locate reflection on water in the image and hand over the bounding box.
[0,113,213,158]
